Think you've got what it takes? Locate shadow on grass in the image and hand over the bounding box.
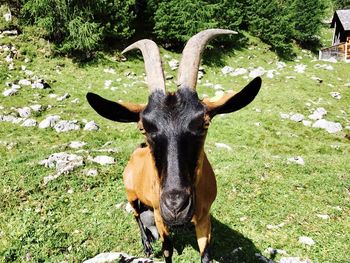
[167,217,276,263]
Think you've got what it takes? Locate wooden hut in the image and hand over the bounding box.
[319,9,350,61]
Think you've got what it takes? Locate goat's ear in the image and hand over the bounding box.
[86,92,145,123]
[204,77,262,117]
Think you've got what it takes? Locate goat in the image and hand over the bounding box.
[86,29,262,263]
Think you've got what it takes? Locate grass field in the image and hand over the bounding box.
[0,31,349,263]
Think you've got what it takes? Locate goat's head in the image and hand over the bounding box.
[86,29,262,226]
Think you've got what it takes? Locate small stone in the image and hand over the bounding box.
[71,98,80,104]
[294,64,306,73]
[280,113,290,119]
[30,104,44,112]
[221,66,234,75]
[276,61,286,69]
[215,142,232,151]
[311,76,323,83]
[57,93,70,101]
[39,115,61,129]
[69,141,87,149]
[249,67,265,78]
[287,156,305,165]
[84,121,99,131]
[18,79,31,86]
[165,75,173,80]
[316,214,330,219]
[86,169,98,177]
[265,247,287,256]
[168,59,179,70]
[231,67,248,76]
[280,257,312,263]
[298,236,315,246]
[103,68,116,74]
[308,107,327,120]
[54,120,80,132]
[21,119,37,127]
[89,155,115,165]
[125,203,134,213]
[330,92,341,100]
[302,120,312,127]
[3,88,19,96]
[312,119,342,133]
[290,113,304,122]
[31,82,44,89]
[17,107,31,118]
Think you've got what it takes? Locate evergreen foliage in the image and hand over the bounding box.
[20,0,135,56]
[3,0,332,58]
[332,0,350,8]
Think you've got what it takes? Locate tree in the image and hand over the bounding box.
[291,0,327,45]
[21,0,135,55]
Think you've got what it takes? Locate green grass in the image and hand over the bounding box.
[0,31,349,263]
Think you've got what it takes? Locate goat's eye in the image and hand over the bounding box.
[188,118,205,133]
[142,119,158,133]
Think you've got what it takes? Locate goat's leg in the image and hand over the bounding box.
[130,201,153,257]
[154,209,173,263]
[195,214,212,263]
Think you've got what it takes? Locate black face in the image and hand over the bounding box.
[141,88,208,226]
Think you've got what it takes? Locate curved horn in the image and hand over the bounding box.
[177,29,237,90]
[122,39,166,93]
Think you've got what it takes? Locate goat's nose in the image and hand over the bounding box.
[162,190,190,215]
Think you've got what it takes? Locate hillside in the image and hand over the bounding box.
[0,31,349,263]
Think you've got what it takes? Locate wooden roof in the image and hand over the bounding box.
[331,9,350,31]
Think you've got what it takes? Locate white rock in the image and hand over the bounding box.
[57,93,70,101]
[69,141,87,149]
[294,64,306,73]
[280,113,290,119]
[221,66,234,75]
[17,107,31,118]
[54,120,80,132]
[168,59,179,70]
[290,113,304,122]
[276,61,287,69]
[280,257,312,263]
[316,214,330,219]
[39,152,84,175]
[321,57,337,63]
[265,247,287,256]
[103,68,116,74]
[287,156,305,165]
[86,169,98,177]
[330,92,341,100]
[298,236,315,246]
[84,121,99,131]
[249,67,265,78]
[231,67,248,76]
[31,82,44,89]
[266,70,276,79]
[89,155,115,165]
[30,104,43,112]
[125,203,134,213]
[39,115,61,129]
[302,120,312,127]
[21,119,37,127]
[3,87,19,96]
[308,107,327,120]
[312,119,342,133]
[215,142,232,151]
[104,80,112,88]
[71,98,80,104]
[18,79,31,86]
[3,12,12,22]
[83,252,155,263]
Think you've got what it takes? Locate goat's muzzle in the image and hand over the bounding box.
[160,189,195,226]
